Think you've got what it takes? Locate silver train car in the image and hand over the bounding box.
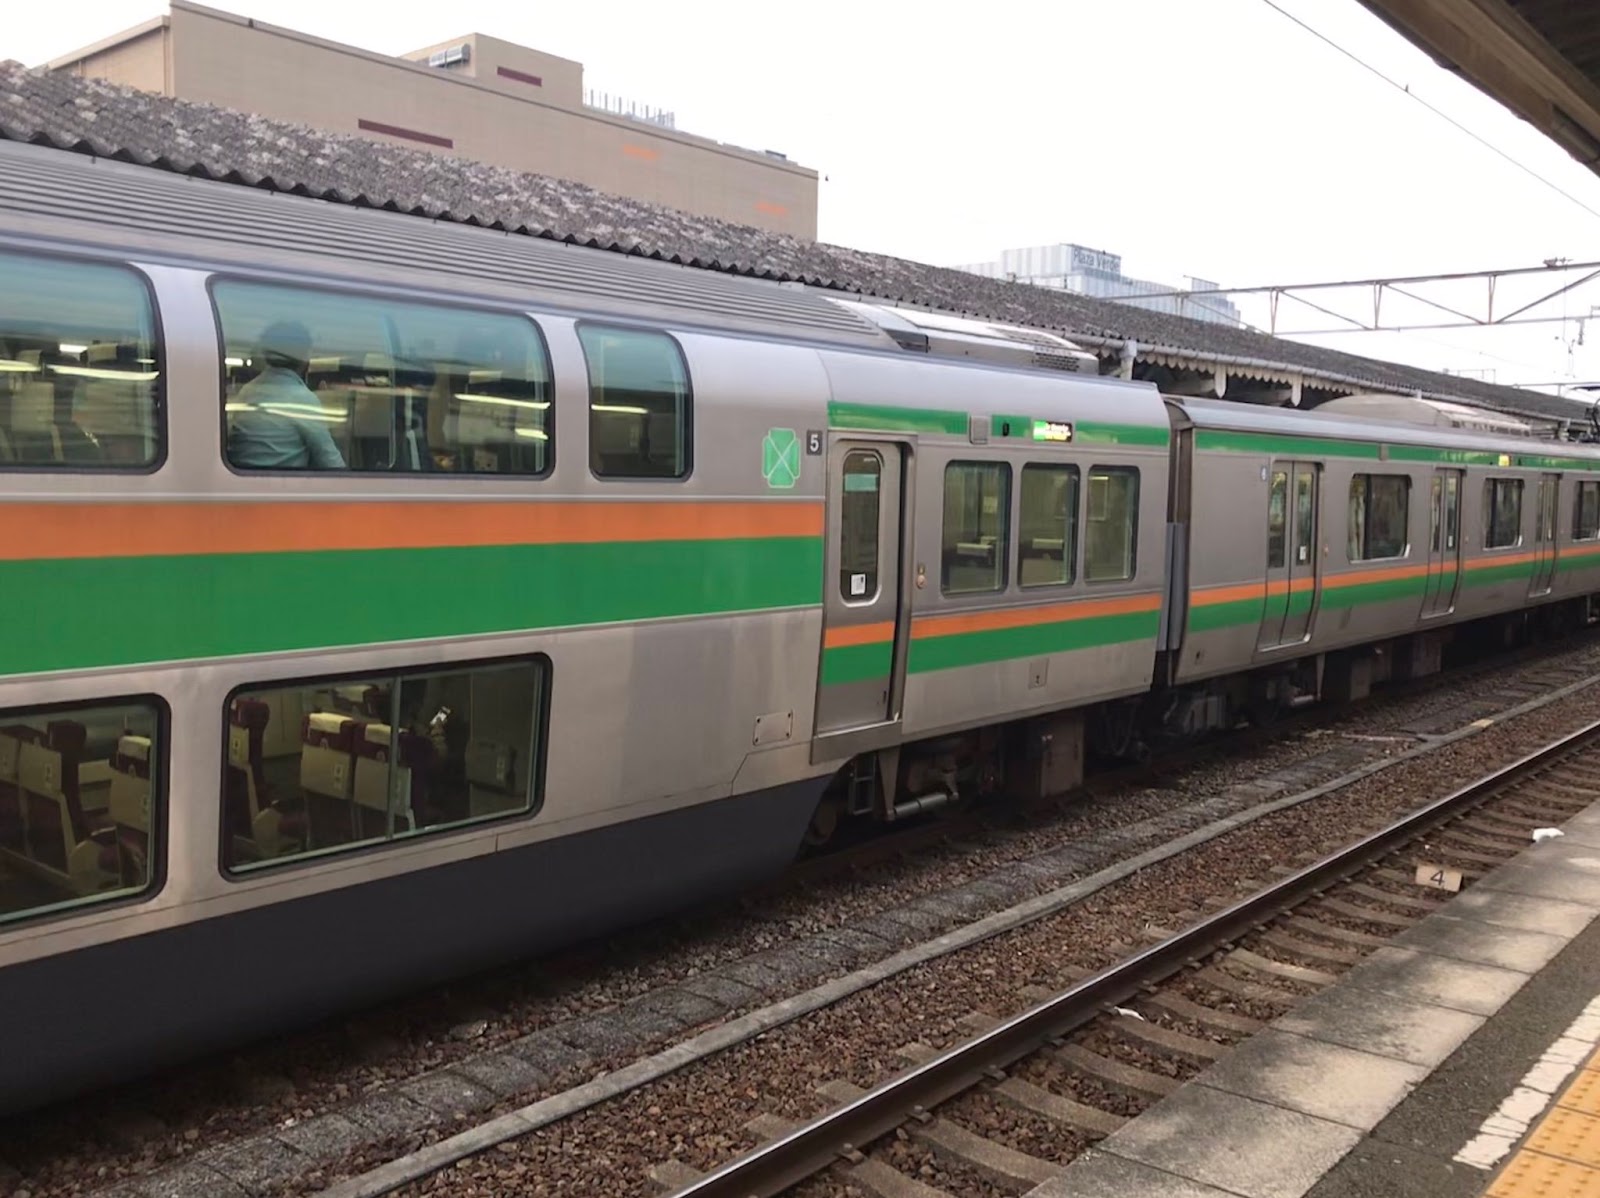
[1,140,1597,1113]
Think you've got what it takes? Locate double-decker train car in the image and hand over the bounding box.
[2,139,1598,1114]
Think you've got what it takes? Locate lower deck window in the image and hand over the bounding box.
[1485,478,1523,549]
[0,698,160,925]
[1349,474,1410,560]
[224,658,546,872]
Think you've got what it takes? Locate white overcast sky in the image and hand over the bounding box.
[10,0,1600,398]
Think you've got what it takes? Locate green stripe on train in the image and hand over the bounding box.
[1194,428,1600,472]
[907,611,1158,674]
[827,402,1166,446]
[1,538,825,675]
[820,641,894,686]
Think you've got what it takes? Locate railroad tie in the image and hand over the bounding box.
[994,1076,1126,1137]
[744,1111,801,1142]
[847,1157,957,1198]
[1227,948,1340,987]
[1193,965,1305,1007]
[1112,1014,1226,1062]
[1344,882,1448,913]
[1137,991,1263,1036]
[911,1116,1059,1188]
[1258,927,1363,968]
[1050,1043,1179,1100]
[1286,915,1390,948]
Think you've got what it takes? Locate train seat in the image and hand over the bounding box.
[0,724,41,854]
[352,722,420,838]
[18,721,117,891]
[107,735,152,885]
[225,698,306,860]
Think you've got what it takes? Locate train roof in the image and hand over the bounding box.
[0,58,1587,429]
[1171,395,1600,467]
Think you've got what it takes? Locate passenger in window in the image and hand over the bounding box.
[227,321,347,470]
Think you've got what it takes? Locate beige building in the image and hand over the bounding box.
[47,1,818,238]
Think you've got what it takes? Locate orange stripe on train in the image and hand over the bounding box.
[823,621,896,649]
[0,501,826,561]
[912,592,1160,640]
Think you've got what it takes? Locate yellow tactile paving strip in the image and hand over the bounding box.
[1488,1045,1600,1196]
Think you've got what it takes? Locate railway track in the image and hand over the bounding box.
[661,722,1600,1198]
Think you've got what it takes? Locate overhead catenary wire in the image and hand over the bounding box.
[1259,0,1600,225]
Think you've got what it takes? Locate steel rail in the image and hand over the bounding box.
[668,716,1600,1198]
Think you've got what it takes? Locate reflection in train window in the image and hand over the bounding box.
[224,659,547,872]
[1484,478,1523,550]
[1085,466,1139,582]
[942,461,1010,594]
[1019,463,1078,587]
[1348,474,1410,560]
[0,698,161,925]
[0,250,162,469]
[213,281,551,475]
[579,325,691,479]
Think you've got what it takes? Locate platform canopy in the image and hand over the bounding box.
[1359,0,1600,176]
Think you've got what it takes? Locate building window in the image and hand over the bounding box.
[1485,478,1523,549]
[0,250,162,469]
[942,461,1009,594]
[1348,475,1410,560]
[0,698,162,925]
[1575,481,1599,541]
[1085,466,1139,582]
[839,449,882,601]
[214,280,551,476]
[1019,463,1078,587]
[223,658,547,873]
[579,325,691,479]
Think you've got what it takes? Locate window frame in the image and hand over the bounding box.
[1083,464,1141,584]
[1017,461,1080,590]
[838,447,884,605]
[207,273,556,481]
[940,458,1012,597]
[0,691,170,931]
[1575,480,1600,542]
[0,244,169,476]
[217,653,552,880]
[576,319,694,483]
[1347,473,1412,563]
[1483,477,1525,550]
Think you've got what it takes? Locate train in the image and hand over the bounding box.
[3,136,1599,1115]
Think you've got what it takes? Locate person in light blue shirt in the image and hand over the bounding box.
[227,321,347,469]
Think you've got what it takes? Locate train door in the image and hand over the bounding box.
[1422,469,1463,617]
[1258,461,1319,649]
[1530,473,1560,598]
[816,440,906,735]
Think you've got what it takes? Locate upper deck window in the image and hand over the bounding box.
[213,281,551,476]
[579,325,691,479]
[0,250,162,470]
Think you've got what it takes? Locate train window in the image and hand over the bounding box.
[579,325,690,479]
[0,250,161,469]
[1348,474,1410,560]
[1266,470,1289,569]
[942,461,1009,594]
[1575,482,1600,541]
[1085,466,1139,582]
[223,658,546,873]
[213,281,551,476]
[1484,478,1524,549]
[0,698,161,926]
[1019,464,1079,587]
[839,450,882,601]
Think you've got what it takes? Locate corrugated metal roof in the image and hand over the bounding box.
[0,58,1588,425]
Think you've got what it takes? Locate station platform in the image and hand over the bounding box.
[1026,797,1600,1198]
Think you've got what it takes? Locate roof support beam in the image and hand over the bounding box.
[1357,0,1600,172]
